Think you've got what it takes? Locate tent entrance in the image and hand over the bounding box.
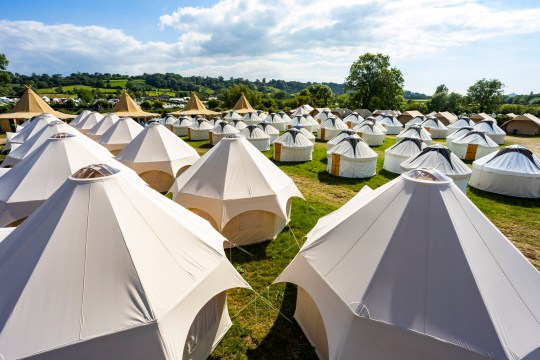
[320,128,326,141]
[356,132,363,138]
[274,143,282,161]
[465,144,478,161]
[331,154,340,176]
[295,287,329,360]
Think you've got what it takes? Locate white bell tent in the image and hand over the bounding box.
[447,117,475,135]
[317,117,349,141]
[257,122,280,143]
[396,124,433,145]
[172,116,194,136]
[326,130,358,151]
[446,126,474,152]
[273,129,314,162]
[97,117,144,155]
[86,113,120,140]
[264,113,289,131]
[473,119,506,144]
[352,121,386,146]
[451,130,499,161]
[188,119,214,141]
[72,111,104,134]
[383,137,427,174]
[326,136,377,178]
[421,117,448,138]
[210,121,240,145]
[240,125,271,151]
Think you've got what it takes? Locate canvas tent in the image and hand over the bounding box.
[400,144,472,192]
[473,119,506,144]
[97,117,144,155]
[72,111,104,134]
[446,126,474,152]
[317,117,349,141]
[223,110,243,121]
[326,136,377,178]
[69,109,92,128]
[502,113,540,135]
[111,91,159,118]
[257,122,280,143]
[315,109,333,123]
[291,104,314,116]
[231,94,255,115]
[0,164,249,359]
[263,113,289,131]
[352,121,385,146]
[0,133,140,227]
[162,115,179,131]
[469,145,540,198]
[0,86,74,132]
[273,129,314,162]
[211,122,240,145]
[342,112,364,128]
[86,113,120,140]
[170,92,219,118]
[421,117,448,138]
[471,112,494,122]
[231,119,247,131]
[171,134,303,247]
[276,167,540,360]
[243,112,262,125]
[396,124,433,145]
[377,115,403,134]
[290,115,318,132]
[240,125,271,151]
[435,111,458,125]
[172,116,194,136]
[188,119,214,141]
[452,130,499,161]
[404,115,425,128]
[447,117,475,135]
[116,123,200,192]
[5,113,58,152]
[294,126,316,144]
[277,111,292,124]
[326,130,358,151]
[383,137,427,174]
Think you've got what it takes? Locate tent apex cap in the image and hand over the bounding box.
[402,168,452,185]
[70,164,120,181]
[50,132,75,139]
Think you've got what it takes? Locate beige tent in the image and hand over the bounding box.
[502,113,540,135]
[397,110,424,125]
[0,86,74,132]
[471,112,494,122]
[231,94,255,115]
[0,164,249,359]
[170,92,219,117]
[97,117,144,155]
[435,111,458,125]
[276,168,540,360]
[111,91,158,118]
[171,134,303,247]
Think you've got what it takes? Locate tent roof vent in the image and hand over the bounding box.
[72,164,119,179]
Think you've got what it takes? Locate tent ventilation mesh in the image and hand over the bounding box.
[51,133,75,139]
[407,169,442,182]
[72,164,119,179]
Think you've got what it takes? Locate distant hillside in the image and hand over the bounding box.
[404,90,429,100]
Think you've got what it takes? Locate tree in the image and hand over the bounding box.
[428,84,448,112]
[345,53,404,110]
[305,84,335,107]
[218,84,262,109]
[466,78,505,113]
[0,53,11,96]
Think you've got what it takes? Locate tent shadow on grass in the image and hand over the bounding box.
[245,283,318,360]
[225,240,272,265]
[467,186,540,209]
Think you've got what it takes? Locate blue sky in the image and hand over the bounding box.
[1,0,539,95]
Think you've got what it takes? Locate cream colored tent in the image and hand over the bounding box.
[0,164,249,359]
[502,113,540,135]
[352,121,386,146]
[72,111,104,134]
[162,115,179,131]
[470,145,540,198]
[69,109,92,128]
[211,122,240,145]
[404,115,425,128]
[243,112,262,125]
[317,117,348,141]
[188,119,214,141]
[290,115,318,132]
[223,110,243,121]
[273,129,314,162]
[421,117,448,138]
[111,91,159,118]
[452,130,499,161]
[257,122,280,143]
[362,116,388,134]
[473,119,506,144]
[471,112,494,122]
[172,116,194,136]
[240,125,271,151]
[0,134,139,227]
[400,144,472,192]
[97,117,144,155]
[396,124,433,145]
[435,111,458,125]
[231,94,255,115]
[86,113,120,140]
[294,126,316,144]
[5,113,58,151]
[326,136,377,178]
[342,112,364,128]
[231,119,247,131]
[446,126,474,152]
[447,117,475,135]
[170,92,219,117]
[116,123,200,192]
[291,104,314,116]
[0,86,74,132]
[326,130,358,151]
[263,113,289,131]
[377,115,403,134]
[171,134,303,247]
[383,137,426,174]
[314,109,333,124]
[276,168,540,360]
[277,111,292,124]
[397,110,424,124]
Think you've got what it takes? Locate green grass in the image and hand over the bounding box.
[180,133,540,359]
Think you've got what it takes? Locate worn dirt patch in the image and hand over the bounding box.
[505,135,540,155]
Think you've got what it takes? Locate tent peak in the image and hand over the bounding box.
[71,164,120,180]
[402,168,451,184]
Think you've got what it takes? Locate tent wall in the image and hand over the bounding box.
[505,121,540,135]
[275,147,313,162]
[327,156,376,178]
[222,210,286,247]
[188,128,211,141]
[172,126,190,137]
[139,170,175,193]
[246,138,270,151]
[295,287,329,360]
[453,143,497,161]
[383,154,409,174]
[188,208,220,230]
[469,170,540,198]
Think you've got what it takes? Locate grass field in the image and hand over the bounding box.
[179,133,540,359]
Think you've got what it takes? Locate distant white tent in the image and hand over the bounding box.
[470,145,540,198]
[377,115,403,134]
[446,126,474,151]
[172,116,194,136]
[383,137,426,174]
[276,168,540,360]
[116,123,200,192]
[447,117,475,135]
[257,122,280,143]
[452,130,499,161]
[317,117,348,141]
[342,112,364,128]
[293,126,316,144]
[0,133,140,227]
[473,119,506,144]
[404,115,425,128]
[277,111,292,124]
[291,104,314,116]
[171,134,303,247]
[240,125,271,151]
[72,111,104,134]
[273,129,314,162]
[352,121,386,146]
[162,114,178,131]
[263,113,289,131]
[69,109,92,128]
[208,116,222,126]
[400,144,472,192]
[314,109,333,123]
[326,136,377,178]
[188,119,214,141]
[0,164,249,359]
[97,117,144,155]
[256,109,267,120]
[326,129,359,151]
[86,113,120,140]
[360,116,388,134]
[211,121,240,145]
[421,117,448,138]
[290,115,318,132]
[6,113,58,151]
[243,112,262,125]
[223,110,243,121]
[231,119,247,131]
[396,124,432,145]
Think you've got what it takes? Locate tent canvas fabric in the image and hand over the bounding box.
[447,118,475,135]
[326,137,377,178]
[276,168,540,360]
[294,127,316,144]
[396,125,433,145]
[290,116,318,132]
[470,145,540,198]
[435,111,458,126]
[326,130,358,151]
[342,112,364,128]
[243,112,262,125]
[471,112,495,122]
[7,113,58,148]
[446,126,474,152]
[188,119,214,141]
[314,109,333,123]
[273,129,314,162]
[473,120,506,145]
[400,144,472,192]
[69,110,92,127]
[72,111,104,134]
[211,122,240,145]
[277,111,292,124]
[421,118,448,138]
[0,134,141,227]
[397,110,424,124]
[376,115,403,134]
[86,113,120,140]
[240,125,271,151]
[171,135,303,247]
[116,123,200,192]
[223,111,243,121]
[231,94,255,115]
[317,118,349,141]
[383,137,427,174]
[452,131,499,161]
[352,121,386,146]
[502,113,540,135]
[111,91,158,118]
[97,117,144,155]
[263,113,289,131]
[172,117,194,136]
[404,116,425,128]
[257,123,280,143]
[231,120,247,131]
[0,165,249,359]
[170,92,219,117]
